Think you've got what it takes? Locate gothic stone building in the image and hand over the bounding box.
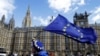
[0,7,66,56]
[0,7,100,56]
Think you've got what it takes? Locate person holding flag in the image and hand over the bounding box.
[31,38,48,56]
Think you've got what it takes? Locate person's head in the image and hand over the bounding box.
[32,38,44,53]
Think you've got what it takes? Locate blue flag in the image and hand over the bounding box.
[44,14,97,44]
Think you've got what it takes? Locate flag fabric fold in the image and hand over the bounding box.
[44,14,97,44]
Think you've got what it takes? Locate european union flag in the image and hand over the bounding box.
[44,14,97,44]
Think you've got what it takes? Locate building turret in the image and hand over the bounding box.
[1,15,5,23]
[73,11,89,27]
[74,12,78,19]
[9,15,15,30]
[74,12,78,24]
[22,6,32,28]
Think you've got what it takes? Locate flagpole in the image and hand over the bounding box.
[33,26,43,40]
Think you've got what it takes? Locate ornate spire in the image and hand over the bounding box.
[9,15,15,30]
[27,5,30,15]
[22,5,32,27]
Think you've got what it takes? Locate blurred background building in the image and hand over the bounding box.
[0,7,100,56]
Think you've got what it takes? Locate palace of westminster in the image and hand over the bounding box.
[0,7,100,56]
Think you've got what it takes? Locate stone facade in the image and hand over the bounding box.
[0,15,14,54]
